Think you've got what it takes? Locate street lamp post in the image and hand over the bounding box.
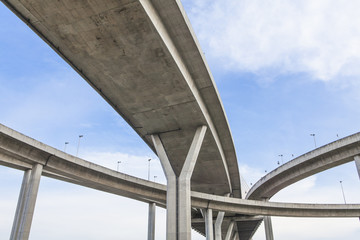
[278,154,283,164]
[76,135,83,157]
[117,161,121,172]
[310,134,317,148]
[148,159,151,181]
[340,180,347,204]
[64,142,69,153]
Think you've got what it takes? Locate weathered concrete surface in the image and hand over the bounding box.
[1,0,241,237]
[147,202,156,240]
[355,155,360,179]
[247,132,360,200]
[10,169,31,240]
[0,0,240,199]
[1,124,360,219]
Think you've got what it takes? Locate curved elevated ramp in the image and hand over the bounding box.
[247,132,360,200]
[1,0,240,198]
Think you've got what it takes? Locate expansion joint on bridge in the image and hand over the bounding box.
[151,125,207,240]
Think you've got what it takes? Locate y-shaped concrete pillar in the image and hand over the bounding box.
[152,125,207,240]
[204,208,214,240]
[224,221,235,240]
[355,155,360,179]
[215,194,230,240]
[11,163,43,240]
[10,169,31,240]
[215,211,225,240]
[147,202,156,240]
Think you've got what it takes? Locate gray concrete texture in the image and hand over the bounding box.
[247,132,360,200]
[1,0,240,198]
[1,123,360,218]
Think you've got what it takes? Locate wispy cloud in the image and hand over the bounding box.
[185,0,360,82]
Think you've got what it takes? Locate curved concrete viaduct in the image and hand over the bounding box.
[247,132,360,200]
[1,0,242,238]
[241,132,360,240]
[1,124,360,240]
[1,0,359,239]
[1,0,240,198]
[1,123,359,218]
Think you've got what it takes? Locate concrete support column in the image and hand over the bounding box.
[204,208,214,240]
[224,221,235,240]
[16,163,43,240]
[10,169,31,240]
[355,155,360,179]
[215,211,225,240]
[151,134,177,240]
[147,202,156,240]
[264,216,274,240]
[152,125,207,240]
[215,194,230,240]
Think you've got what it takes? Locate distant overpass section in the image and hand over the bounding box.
[247,132,360,200]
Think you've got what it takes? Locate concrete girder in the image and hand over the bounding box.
[1,129,360,218]
[1,133,360,218]
[139,0,232,194]
[1,0,239,198]
[247,132,360,200]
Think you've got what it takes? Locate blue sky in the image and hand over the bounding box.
[1,0,360,239]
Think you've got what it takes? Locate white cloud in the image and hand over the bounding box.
[185,0,360,81]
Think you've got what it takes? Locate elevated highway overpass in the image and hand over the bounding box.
[242,132,360,240]
[1,0,360,239]
[1,124,359,239]
[1,0,241,238]
[1,0,240,198]
[247,132,360,200]
[1,0,242,238]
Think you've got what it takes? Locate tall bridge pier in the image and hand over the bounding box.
[10,164,42,240]
[151,125,208,240]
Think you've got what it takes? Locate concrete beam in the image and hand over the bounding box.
[192,215,263,223]
[139,0,232,193]
[248,132,360,200]
[1,129,360,219]
[147,203,156,240]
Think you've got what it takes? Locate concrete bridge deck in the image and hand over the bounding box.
[247,132,360,200]
[1,0,240,198]
[1,124,360,239]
